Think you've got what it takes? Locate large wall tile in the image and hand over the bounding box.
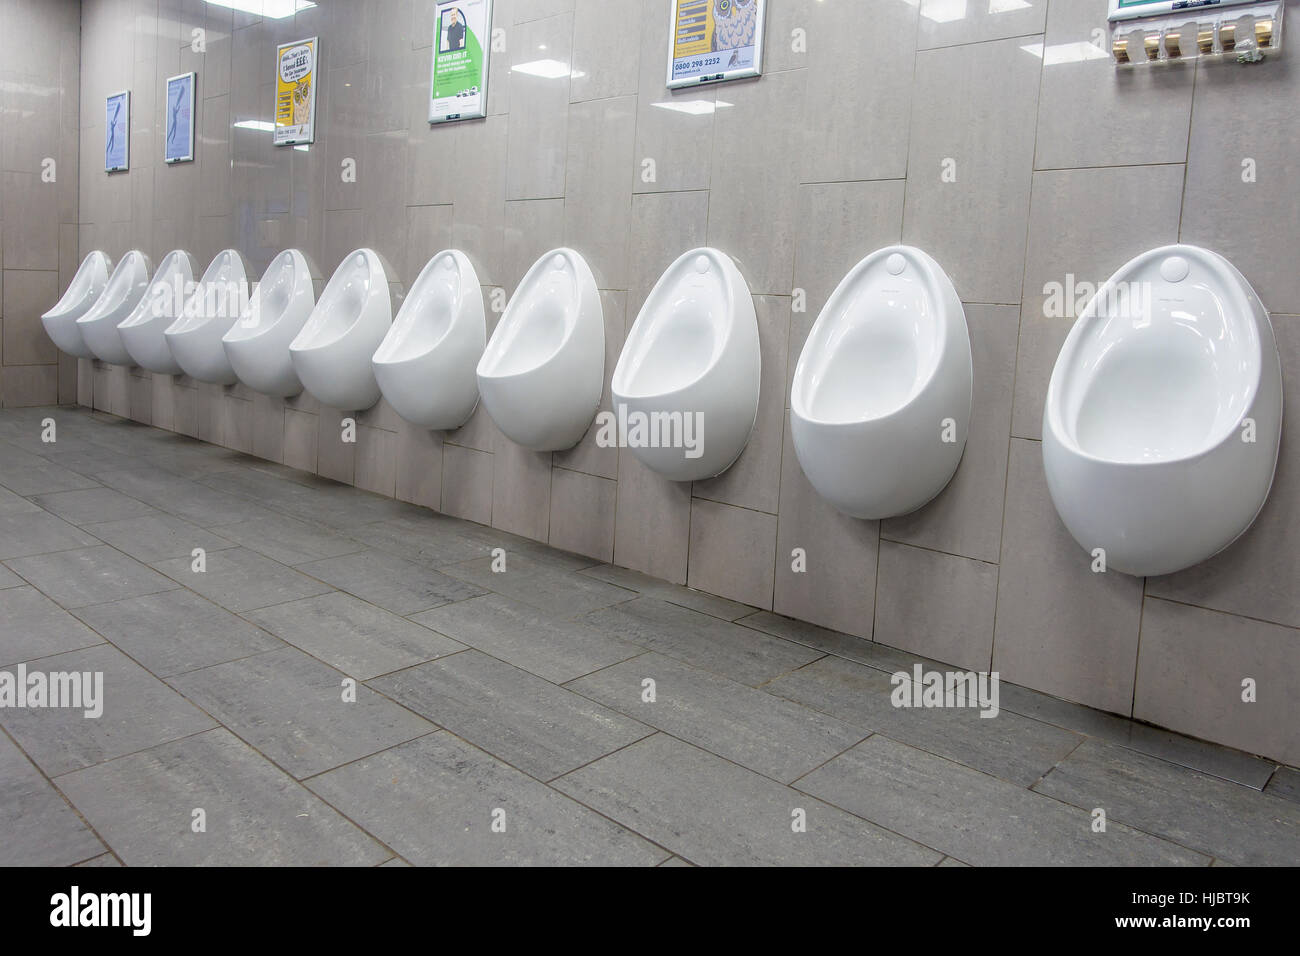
[917,0,1047,50]
[614,449,690,585]
[903,37,1040,304]
[505,13,573,200]
[563,96,634,291]
[569,0,641,103]
[687,498,776,610]
[875,540,997,672]
[549,466,615,562]
[1135,598,1299,766]
[994,439,1144,715]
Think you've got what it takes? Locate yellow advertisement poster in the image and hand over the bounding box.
[274,36,317,146]
[668,0,766,88]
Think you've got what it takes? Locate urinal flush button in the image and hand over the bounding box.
[885,253,906,276]
[1160,256,1189,283]
[552,254,567,271]
[442,255,456,269]
[694,255,711,274]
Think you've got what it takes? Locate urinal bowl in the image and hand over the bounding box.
[612,248,760,481]
[118,250,199,375]
[164,249,250,385]
[1042,245,1283,577]
[476,248,604,452]
[77,251,154,366]
[289,248,396,411]
[373,249,485,430]
[791,246,972,519]
[42,251,111,359]
[223,249,316,397]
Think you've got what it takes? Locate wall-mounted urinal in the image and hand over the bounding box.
[77,250,153,366]
[289,248,397,411]
[791,246,972,519]
[223,249,317,398]
[118,250,199,375]
[1043,244,1283,577]
[163,249,250,384]
[373,250,485,430]
[476,248,604,452]
[42,251,111,359]
[612,248,760,481]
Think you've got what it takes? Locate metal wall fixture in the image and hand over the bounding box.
[1107,0,1283,65]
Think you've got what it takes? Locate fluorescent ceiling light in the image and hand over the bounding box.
[233,119,275,131]
[512,59,577,79]
[204,0,316,19]
[650,99,733,116]
[920,0,967,24]
[1020,41,1109,64]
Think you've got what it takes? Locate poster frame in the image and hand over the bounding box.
[666,0,767,90]
[428,0,494,124]
[163,71,196,164]
[273,36,319,147]
[105,90,130,173]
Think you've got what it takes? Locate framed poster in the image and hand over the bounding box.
[429,0,493,123]
[1109,0,1270,19]
[667,0,767,89]
[274,36,317,146]
[164,72,196,164]
[105,91,130,172]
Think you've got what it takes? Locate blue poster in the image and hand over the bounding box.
[164,72,195,164]
[105,91,130,172]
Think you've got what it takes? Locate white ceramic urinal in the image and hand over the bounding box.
[223,249,316,397]
[1043,244,1283,577]
[164,249,250,384]
[476,249,604,452]
[42,251,111,359]
[373,250,485,430]
[612,248,760,481]
[289,248,396,411]
[119,250,199,374]
[77,251,154,366]
[791,246,972,519]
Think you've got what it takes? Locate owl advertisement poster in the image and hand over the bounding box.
[429,0,493,123]
[667,0,767,88]
[273,37,317,146]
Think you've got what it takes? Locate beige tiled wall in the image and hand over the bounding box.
[0,0,81,407]
[70,0,1299,762]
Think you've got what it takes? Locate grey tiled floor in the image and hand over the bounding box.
[0,407,1296,867]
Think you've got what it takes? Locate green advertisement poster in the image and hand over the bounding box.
[429,0,492,123]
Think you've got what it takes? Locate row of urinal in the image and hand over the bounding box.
[43,241,1282,579]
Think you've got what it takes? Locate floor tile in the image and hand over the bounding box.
[767,655,1083,787]
[553,734,941,866]
[0,446,101,496]
[445,554,636,616]
[583,597,823,687]
[72,590,283,678]
[79,513,236,564]
[1033,738,1300,866]
[412,593,641,684]
[0,586,103,666]
[307,732,667,866]
[797,735,1208,867]
[169,647,435,779]
[568,653,865,783]
[296,549,487,616]
[0,564,21,588]
[56,729,390,865]
[1265,767,1300,805]
[6,545,178,609]
[73,853,122,867]
[30,487,158,526]
[0,644,216,776]
[151,547,333,612]
[579,563,755,620]
[370,649,653,781]
[347,516,490,568]
[206,515,366,566]
[0,731,105,866]
[0,511,100,561]
[243,591,465,680]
